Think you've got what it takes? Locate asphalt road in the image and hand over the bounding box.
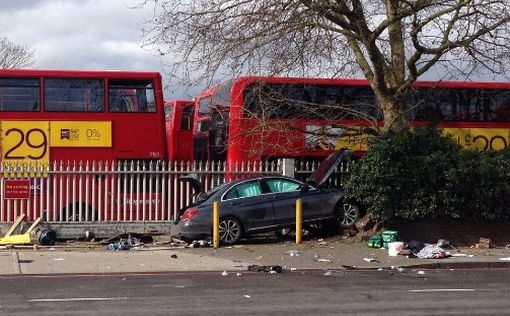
[1,269,509,315]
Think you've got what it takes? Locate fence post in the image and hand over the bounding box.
[281,158,295,178]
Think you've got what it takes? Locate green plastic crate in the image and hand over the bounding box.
[367,234,383,248]
[381,230,398,249]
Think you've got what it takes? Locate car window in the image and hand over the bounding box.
[266,178,301,193]
[224,180,262,200]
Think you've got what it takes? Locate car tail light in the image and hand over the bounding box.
[179,208,199,222]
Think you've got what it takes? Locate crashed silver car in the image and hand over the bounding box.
[172,150,361,245]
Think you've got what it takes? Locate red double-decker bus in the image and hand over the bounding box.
[188,76,510,164]
[0,69,167,223]
[0,69,166,164]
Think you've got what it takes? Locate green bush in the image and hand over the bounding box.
[444,149,510,220]
[345,127,510,223]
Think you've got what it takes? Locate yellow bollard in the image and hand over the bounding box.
[296,198,302,244]
[213,201,220,248]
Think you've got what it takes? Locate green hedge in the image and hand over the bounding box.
[346,127,510,224]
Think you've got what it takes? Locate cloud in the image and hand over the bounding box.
[0,0,195,99]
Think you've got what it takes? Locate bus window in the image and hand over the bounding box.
[196,119,211,133]
[492,90,510,121]
[0,78,39,111]
[180,104,194,130]
[109,79,156,113]
[243,83,378,119]
[45,79,104,112]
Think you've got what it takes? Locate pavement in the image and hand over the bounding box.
[1,235,510,275]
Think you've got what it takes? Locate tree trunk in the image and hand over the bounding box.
[380,97,409,132]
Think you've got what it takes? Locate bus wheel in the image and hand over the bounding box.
[59,203,94,222]
[218,216,243,245]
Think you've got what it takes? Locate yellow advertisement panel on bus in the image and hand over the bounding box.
[443,128,510,151]
[1,120,112,177]
[49,121,112,147]
[331,126,510,152]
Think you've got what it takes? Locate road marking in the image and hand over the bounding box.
[409,289,475,293]
[28,297,128,302]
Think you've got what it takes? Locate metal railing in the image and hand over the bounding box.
[0,158,352,224]
[0,160,281,223]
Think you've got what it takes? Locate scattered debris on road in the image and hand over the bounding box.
[363,257,379,263]
[0,214,55,246]
[107,235,142,251]
[313,254,331,262]
[286,250,300,257]
[474,237,492,249]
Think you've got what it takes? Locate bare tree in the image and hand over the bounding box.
[141,0,510,132]
[0,37,35,69]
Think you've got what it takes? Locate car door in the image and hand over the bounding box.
[263,177,305,226]
[220,179,275,232]
[265,177,331,226]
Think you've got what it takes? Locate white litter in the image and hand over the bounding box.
[498,257,510,261]
[244,295,251,298]
[287,250,300,257]
[53,258,65,261]
[363,257,378,262]
[221,271,229,276]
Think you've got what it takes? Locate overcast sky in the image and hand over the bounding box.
[0,0,196,100]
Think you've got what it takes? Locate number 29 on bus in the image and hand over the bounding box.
[0,121,50,165]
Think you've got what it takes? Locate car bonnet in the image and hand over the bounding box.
[306,149,353,186]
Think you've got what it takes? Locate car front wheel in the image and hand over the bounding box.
[219,217,243,245]
[336,202,360,228]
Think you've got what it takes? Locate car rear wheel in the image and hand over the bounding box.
[336,202,361,228]
[219,217,242,245]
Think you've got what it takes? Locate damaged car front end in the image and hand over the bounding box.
[172,149,361,245]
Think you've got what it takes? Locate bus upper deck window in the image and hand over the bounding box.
[45,79,104,112]
[0,78,39,112]
[109,79,156,113]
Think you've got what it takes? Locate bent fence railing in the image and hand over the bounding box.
[0,159,352,225]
